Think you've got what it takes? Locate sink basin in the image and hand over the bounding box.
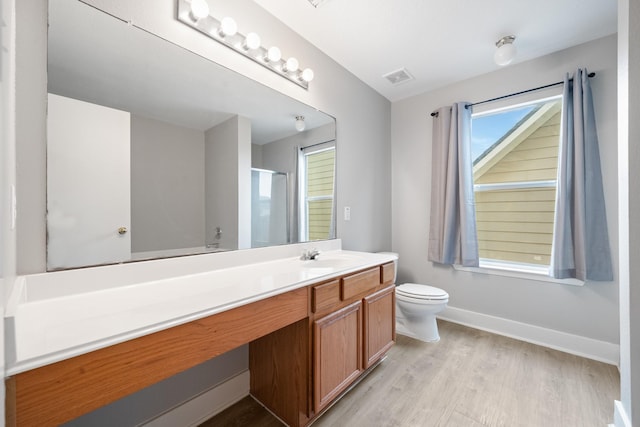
[301,254,365,270]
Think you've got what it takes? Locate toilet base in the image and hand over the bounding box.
[396,314,441,343]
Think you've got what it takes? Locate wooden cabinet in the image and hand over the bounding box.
[310,264,396,414]
[313,301,363,412]
[250,261,396,426]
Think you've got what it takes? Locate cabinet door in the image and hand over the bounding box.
[313,300,363,412]
[363,285,395,369]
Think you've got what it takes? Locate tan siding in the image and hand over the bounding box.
[308,200,333,240]
[476,189,554,202]
[307,150,335,198]
[496,146,558,162]
[475,187,556,265]
[476,210,555,223]
[477,230,552,245]
[489,157,558,173]
[475,200,556,213]
[306,149,335,240]
[477,169,557,183]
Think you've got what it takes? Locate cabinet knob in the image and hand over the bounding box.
[118,227,128,235]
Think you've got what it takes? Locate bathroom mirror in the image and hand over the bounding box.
[46,0,336,270]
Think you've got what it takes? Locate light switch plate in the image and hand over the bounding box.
[344,206,351,221]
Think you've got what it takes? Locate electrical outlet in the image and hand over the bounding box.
[344,206,351,221]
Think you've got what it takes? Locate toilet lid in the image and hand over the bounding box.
[396,283,449,300]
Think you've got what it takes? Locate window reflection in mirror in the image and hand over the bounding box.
[46,0,336,270]
[299,142,336,241]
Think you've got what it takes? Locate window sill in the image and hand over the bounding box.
[453,260,584,286]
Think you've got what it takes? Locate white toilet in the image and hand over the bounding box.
[381,253,449,342]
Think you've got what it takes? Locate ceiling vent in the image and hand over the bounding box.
[307,0,330,8]
[383,68,414,85]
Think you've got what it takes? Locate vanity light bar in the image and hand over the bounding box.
[177,0,314,89]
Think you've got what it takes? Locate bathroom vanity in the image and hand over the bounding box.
[251,261,395,425]
[4,246,395,426]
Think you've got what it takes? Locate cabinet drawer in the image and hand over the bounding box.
[381,262,395,285]
[341,268,380,300]
[312,279,341,313]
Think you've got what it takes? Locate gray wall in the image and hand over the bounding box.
[261,123,336,176]
[15,0,47,274]
[131,115,205,252]
[251,143,264,169]
[391,35,619,344]
[204,115,252,250]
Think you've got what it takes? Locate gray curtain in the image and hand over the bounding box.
[551,68,613,281]
[428,102,479,267]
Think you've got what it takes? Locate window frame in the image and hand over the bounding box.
[298,142,336,242]
[468,93,583,285]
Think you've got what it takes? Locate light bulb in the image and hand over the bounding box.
[295,116,306,132]
[266,46,282,62]
[243,32,261,51]
[285,57,299,73]
[300,68,314,82]
[189,0,209,21]
[494,36,516,66]
[218,17,237,37]
[494,44,516,66]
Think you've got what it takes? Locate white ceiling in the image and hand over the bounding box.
[254,0,618,102]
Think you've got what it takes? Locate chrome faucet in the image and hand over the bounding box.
[300,248,320,261]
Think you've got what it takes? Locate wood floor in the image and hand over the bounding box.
[200,320,619,427]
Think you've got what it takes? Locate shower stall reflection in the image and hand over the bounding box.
[251,168,289,248]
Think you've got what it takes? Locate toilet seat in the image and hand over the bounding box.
[396,283,449,301]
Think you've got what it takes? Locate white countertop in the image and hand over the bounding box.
[5,242,396,375]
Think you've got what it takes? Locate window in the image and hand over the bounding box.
[471,96,562,272]
[299,143,336,241]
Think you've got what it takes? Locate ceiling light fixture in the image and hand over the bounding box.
[295,116,306,132]
[177,0,314,89]
[494,35,517,66]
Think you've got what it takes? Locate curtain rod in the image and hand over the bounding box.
[299,139,336,151]
[429,72,596,117]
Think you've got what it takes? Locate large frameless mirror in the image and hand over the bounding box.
[46,0,336,270]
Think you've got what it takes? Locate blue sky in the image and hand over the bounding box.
[471,106,535,162]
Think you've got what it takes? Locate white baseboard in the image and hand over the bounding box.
[438,306,620,366]
[143,370,250,427]
[612,400,632,427]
